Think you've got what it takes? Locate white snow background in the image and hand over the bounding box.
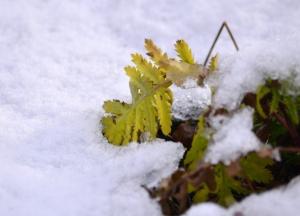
[1,0,300,215]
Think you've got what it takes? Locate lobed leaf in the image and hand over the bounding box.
[144,39,169,65]
[240,152,273,184]
[175,40,196,64]
[102,52,173,145]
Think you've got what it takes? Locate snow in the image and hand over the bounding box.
[187,176,300,216]
[205,108,261,165]
[210,35,300,110]
[228,176,300,216]
[1,0,300,215]
[0,1,185,215]
[172,80,211,120]
[185,203,227,216]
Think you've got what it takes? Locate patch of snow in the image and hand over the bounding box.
[205,108,261,165]
[172,80,211,120]
[228,176,300,216]
[187,176,300,216]
[185,203,227,216]
[210,35,300,110]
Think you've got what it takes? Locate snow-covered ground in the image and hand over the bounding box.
[1,0,300,215]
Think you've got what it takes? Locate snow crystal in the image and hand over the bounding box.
[205,108,261,165]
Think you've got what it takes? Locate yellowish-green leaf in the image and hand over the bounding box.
[208,54,219,72]
[175,40,196,64]
[103,100,129,115]
[144,39,169,65]
[142,98,158,138]
[270,88,280,113]
[284,96,299,125]
[163,60,206,86]
[154,89,173,135]
[240,152,273,184]
[131,53,162,82]
[256,85,271,119]
[184,116,208,170]
[102,53,173,145]
[193,185,210,203]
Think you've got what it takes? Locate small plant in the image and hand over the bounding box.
[101,22,300,215]
[101,38,213,145]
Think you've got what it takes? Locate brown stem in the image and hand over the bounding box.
[273,111,300,146]
[278,147,300,153]
[203,22,239,66]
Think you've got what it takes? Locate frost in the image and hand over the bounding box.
[205,108,261,165]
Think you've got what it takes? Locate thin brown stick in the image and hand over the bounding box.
[204,22,239,66]
[278,147,300,153]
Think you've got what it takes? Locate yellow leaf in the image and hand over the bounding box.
[102,52,173,145]
[154,89,173,135]
[175,40,196,64]
[208,54,219,72]
[131,53,162,82]
[163,60,207,86]
[144,39,169,65]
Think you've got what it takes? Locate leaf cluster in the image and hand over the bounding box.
[101,38,300,215]
[102,39,210,145]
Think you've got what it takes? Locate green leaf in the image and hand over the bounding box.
[240,152,273,184]
[256,85,271,118]
[283,96,299,125]
[184,116,208,170]
[193,185,210,203]
[175,40,196,64]
[270,88,280,113]
[214,165,236,206]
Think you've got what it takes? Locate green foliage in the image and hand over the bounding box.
[254,79,300,146]
[283,96,299,125]
[256,85,271,119]
[240,152,273,184]
[213,164,246,206]
[101,37,300,215]
[184,116,208,170]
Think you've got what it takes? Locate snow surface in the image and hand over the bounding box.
[1,0,300,215]
[205,108,261,165]
[209,35,300,110]
[186,176,300,216]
